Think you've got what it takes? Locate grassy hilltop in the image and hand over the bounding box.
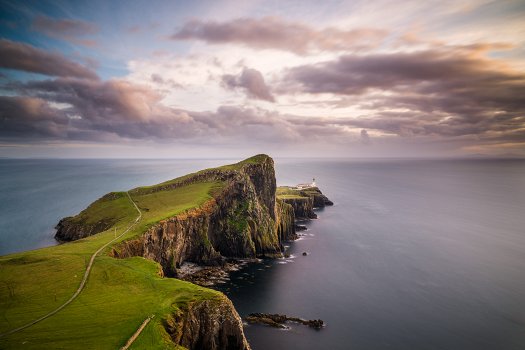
[0,156,267,349]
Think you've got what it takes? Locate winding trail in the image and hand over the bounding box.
[0,192,142,338]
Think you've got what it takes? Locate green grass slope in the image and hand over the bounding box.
[0,169,228,349]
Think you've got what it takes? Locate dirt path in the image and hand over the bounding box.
[120,315,155,350]
[0,192,142,338]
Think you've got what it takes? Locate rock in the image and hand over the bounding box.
[177,262,240,287]
[295,224,307,231]
[246,315,287,329]
[246,313,324,330]
[284,253,290,258]
[302,252,308,256]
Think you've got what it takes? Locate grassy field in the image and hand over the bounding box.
[0,178,225,349]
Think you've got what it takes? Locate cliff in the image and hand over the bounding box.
[279,196,317,219]
[276,186,333,219]
[108,154,294,277]
[165,295,251,350]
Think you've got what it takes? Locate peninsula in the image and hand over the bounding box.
[0,154,332,349]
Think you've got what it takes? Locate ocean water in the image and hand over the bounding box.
[1,158,524,349]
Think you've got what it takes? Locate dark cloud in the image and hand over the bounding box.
[284,49,523,94]
[0,96,69,138]
[0,39,98,79]
[171,17,386,54]
[222,68,275,102]
[32,15,98,47]
[283,47,525,140]
[1,78,201,140]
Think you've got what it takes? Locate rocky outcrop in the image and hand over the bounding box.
[111,155,289,276]
[55,217,114,242]
[246,313,324,330]
[280,197,317,219]
[277,187,333,220]
[308,189,334,208]
[165,295,251,350]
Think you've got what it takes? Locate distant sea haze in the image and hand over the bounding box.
[1,158,524,349]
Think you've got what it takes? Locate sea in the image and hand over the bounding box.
[1,158,524,350]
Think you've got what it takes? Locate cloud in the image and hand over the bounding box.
[284,46,522,94]
[283,46,525,140]
[0,74,351,144]
[0,39,98,79]
[0,96,69,138]
[150,73,183,89]
[32,15,98,47]
[222,67,275,102]
[171,17,386,54]
[2,78,199,140]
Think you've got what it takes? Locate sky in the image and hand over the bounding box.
[0,0,524,158]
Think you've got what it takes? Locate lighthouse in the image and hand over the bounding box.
[311,178,316,187]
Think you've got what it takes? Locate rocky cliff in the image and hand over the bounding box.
[280,196,317,219]
[277,186,333,220]
[275,199,297,242]
[109,155,292,277]
[165,295,251,350]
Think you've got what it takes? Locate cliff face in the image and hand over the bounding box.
[165,295,251,350]
[111,155,291,276]
[280,197,317,219]
[276,199,297,241]
[278,187,333,220]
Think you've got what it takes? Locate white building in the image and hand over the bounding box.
[295,178,316,189]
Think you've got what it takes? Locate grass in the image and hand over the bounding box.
[66,192,137,227]
[0,177,226,349]
[130,182,223,225]
[276,186,309,200]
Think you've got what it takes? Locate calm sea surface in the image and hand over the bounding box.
[1,158,524,349]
